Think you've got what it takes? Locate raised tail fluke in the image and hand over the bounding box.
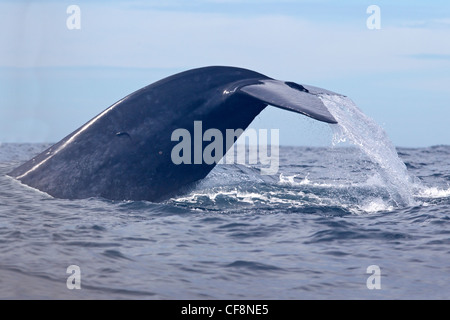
[8,66,342,201]
[239,79,339,124]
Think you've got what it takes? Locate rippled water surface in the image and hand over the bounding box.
[0,143,449,299]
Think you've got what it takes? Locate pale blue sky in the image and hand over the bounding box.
[0,0,449,146]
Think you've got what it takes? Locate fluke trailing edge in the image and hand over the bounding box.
[8,66,340,201]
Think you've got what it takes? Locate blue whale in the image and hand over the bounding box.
[8,66,339,201]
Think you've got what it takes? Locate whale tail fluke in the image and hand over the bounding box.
[7,66,342,201]
[239,79,339,124]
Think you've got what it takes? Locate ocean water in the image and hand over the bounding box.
[1,142,449,300]
[0,96,449,299]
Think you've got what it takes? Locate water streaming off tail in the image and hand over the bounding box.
[320,94,417,207]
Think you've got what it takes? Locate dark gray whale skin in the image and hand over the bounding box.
[8,66,339,201]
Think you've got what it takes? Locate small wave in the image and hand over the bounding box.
[278,173,398,213]
[279,173,311,186]
[102,249,133,261]
[359,198,394,213]
[416,186,450,199]
[226,260,284,272]
[170,180,396,215]
[279,172,387,189]
[172,188,307,207]
[278,173,340,188]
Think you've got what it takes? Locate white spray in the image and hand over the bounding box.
[320,94,417,207]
